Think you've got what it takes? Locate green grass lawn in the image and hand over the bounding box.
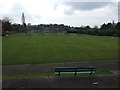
[2,33,118,65]
[2,70,113,79]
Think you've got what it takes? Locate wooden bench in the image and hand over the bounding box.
[55,67,96,76]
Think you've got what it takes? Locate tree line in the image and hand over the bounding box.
[1,17,120,37]
[67,22,120,37]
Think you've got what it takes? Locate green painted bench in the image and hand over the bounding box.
[55,67,96,76]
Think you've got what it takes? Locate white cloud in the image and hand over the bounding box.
[0,0,118,27]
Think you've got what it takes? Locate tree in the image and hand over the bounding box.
[93,25,98,30]
[115,22,120,30]
[101,23,107,30]
[2,17,12,31]
[106,23,113,30]
[85,25,91,30]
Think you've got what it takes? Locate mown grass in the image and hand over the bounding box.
[2,70,113,79]
[2,33,118,65]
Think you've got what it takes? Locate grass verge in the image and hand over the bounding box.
[2,70,113,79]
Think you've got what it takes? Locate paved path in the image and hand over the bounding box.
[2,60,119,89]
[3,60,119,75]
[2,75,119,88]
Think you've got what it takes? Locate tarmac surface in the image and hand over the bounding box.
[2,60,119,75]
[2,75,119,88]
[2,60,120,89]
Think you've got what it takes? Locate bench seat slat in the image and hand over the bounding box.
[55,71,95,74]
[55,67,95,69]
[55,71,95,72]
[55,69,95,71]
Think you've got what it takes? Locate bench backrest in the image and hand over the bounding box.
[55,67,96,72]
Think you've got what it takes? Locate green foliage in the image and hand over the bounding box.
[2,18,12,31]
[73,29,119,37]
[68,22,120,37]
[2,33,118,65]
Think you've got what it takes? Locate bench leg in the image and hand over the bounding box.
[58,72,60,76]
[74,72,77,76]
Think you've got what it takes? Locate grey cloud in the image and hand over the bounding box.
[62,2,115,15]
[10,3,42,23]
[64,8,74,15]
[34,15,41,19]
[64,2,114,11]
[11,3,25,13]
[5,3,34,23]
[9,3,26,22]
[118,1,120,22]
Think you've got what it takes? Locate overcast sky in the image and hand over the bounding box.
[0,0,119,27]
